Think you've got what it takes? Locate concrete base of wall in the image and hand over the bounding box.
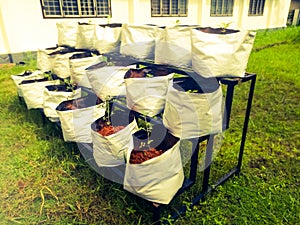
[0,51,37,64]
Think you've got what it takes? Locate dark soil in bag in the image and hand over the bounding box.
[91,109,135,136]
[69,50,100,60]
[56,92,102,111]
[19,74,59,85]
[130,125,179,164]
[99,23,122,28]
[194,27,239,34]
[45,84,78,92]
[14,70,33,77]
[124,64,172,79]
[173,76,220,93]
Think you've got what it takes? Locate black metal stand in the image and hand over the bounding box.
[21,57,256,224]
[151,73,257,224]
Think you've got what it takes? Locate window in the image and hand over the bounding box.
[210,0,234,17]
[248,0,265,16]
[151,0,188,17]
[41,0,111,18]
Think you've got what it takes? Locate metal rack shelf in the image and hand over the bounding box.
[31,58,256,224]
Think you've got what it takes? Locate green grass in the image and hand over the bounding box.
[0,26,300,225]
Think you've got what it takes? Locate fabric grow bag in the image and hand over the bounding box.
[37,46,66,72]
[43,85,81,122]
[124,67,174,117]
[51,50,88,79]
[69,52,104,89]
[120,24,158,60]
[94,23,122,54]
[11,70,44,97]
[191,27,256,77]
[19,77,60,110]
[92,112,138,167]
[57,22,78,48]
[163,77,223,139]
[75,23,96,49]
[155,25,197,67]
[56,94,105,143]
[124,131,184,204]
[86,63,136,100]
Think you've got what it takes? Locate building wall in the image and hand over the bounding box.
[0,0,292,62]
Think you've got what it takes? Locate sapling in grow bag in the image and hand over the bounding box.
[163,76,223,139]
[43,82,81,122]
[56,93,105,143]
[124,65,174,117]
[191,27,256,77]
[92,98,138,167]
[124,122,184,205]
[19,74,61,110]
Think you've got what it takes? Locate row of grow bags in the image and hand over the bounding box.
[12,22,254,206]
[12,61,223,205]
[55,22,256,78]
[50,61,222,204]
[37,46,104,88]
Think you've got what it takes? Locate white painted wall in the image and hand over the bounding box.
[0,0,292,56]
[0,0,128,55]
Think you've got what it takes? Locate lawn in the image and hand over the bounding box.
[0,26,299,225]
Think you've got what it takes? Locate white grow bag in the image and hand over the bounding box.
[57,22,78,48]
[76,23,96,49]
[86,65,135,99]
[125,73,174,117]
[56,96,106,143]
[37,47,65,72]
[120,24,158,60]
[94,24,122,54]
[92,118,138,167]
[191,27,256,77]
[52,51,85,79]
[123,140,184,204]
[20,78,60,110]
[11,70,44,97]
[155,26,197,67]
[43,85,81,122]
[163,80,223,139]
[70,55,104,89]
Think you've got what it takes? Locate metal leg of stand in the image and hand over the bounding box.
[223,84,235,130]
[236,75,256,174]
[202,134,215,193]
[189,138,200,182]
[152,204,161,225]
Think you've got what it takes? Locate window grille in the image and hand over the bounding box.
[151,0,188,17]
[42,0,62,16]
[248,0,265,16]
[80,0,95,16]
[210,0,234,17]
[41,0,111,18]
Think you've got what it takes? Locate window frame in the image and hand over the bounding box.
[40,0,112,18]
[210,0,234,17]
[151,0,188,17]
[248,0,265,16]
